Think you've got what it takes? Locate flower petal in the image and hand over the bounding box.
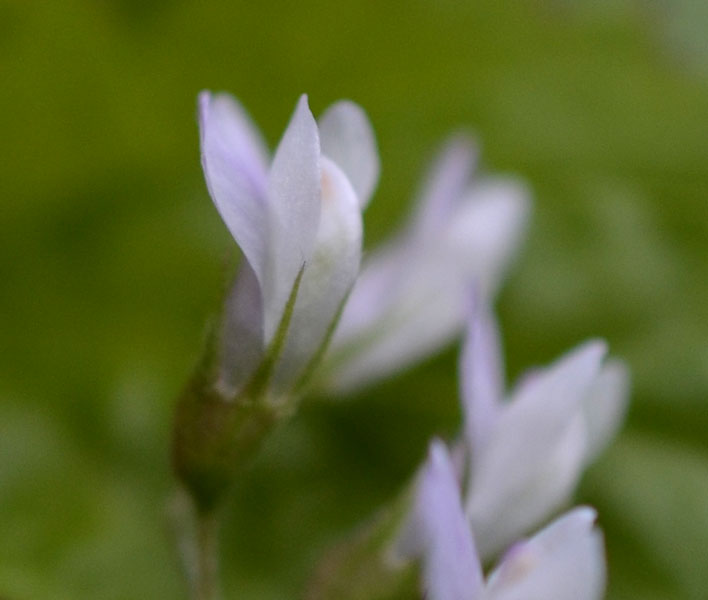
[444,177,530,298]
[217,260,264,396]
[465,341,606,558]
[199,91,270,281]
[264,95,322,343]
[485,507,606,600]
[272,157,362,391]
[320,174,528,394]
[470,415,588,560]
[397,440,483,600]
[322,249,467,392]
[460,296,504,460]
[411,134,477,240]
[328,135,476,347]
[326,235,408,345]
[318,101,380,209]
[582,359,630,464]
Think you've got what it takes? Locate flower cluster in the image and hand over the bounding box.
[307,302,627,600]
[172,91,629,600]
[390,301,628,600]
[399,440,606,600]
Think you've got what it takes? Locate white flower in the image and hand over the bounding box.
[319,135,530,393]
[399,440,606,600]
[199,92,379,397]
[459,301,629,559]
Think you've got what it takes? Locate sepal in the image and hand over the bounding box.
[172,266,305,512]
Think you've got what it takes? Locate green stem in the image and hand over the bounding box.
[195,511,220,600]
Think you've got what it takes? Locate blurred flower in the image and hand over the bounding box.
[398,440,606,600]
[459,302,629,558]
[319,136,530,393]
[173,92,379,510]
[305,306,627,600]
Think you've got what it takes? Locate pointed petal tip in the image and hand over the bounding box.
[329,98,362,112]
[198,90,234,113]
[470,176,533,223]
[293,94,319,144]
[297,93,312,113]
[198,89,210,108]
[560,339,608,373]
[428,437,450,465]
[197,90,212,132]
[569,505,599,528]
[286,95,317,137]
[444,131,480,160]
[423,439,460,497]
[580,338,609,363]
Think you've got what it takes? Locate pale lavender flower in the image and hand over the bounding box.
[400,440,606,600]
[199,92,379,397]
[459,302,629,559]
[173,94,379,510]
[319,136,530,393]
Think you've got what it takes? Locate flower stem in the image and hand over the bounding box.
[195,510,220,600]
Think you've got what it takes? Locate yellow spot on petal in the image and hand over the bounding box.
[321,169,334,204]
[499,546,537,585]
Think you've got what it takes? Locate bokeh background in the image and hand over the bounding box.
[2,0,708,598]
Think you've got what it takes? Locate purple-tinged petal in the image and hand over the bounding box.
[322,252,467,392]
[444,178,530,298]
[216,260,264,396]
[327,135,475,348]
[272,157,362,390]
[319,147,529,395]
[199,91,270,282]
[469,415,587,560]
[412,135,478,240]
[485,507,605,600]
[582,359,630,464]
[319,101,380,210]
[327,235,408,344]
[264,95,322,343]
[465,341,606,558]
[505,340,607,443]
[460,296,504,461]
[397,440,483,600]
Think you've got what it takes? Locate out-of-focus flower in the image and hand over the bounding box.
[318,136,530,393]
[399,440,606,600]
[173,92,379,510]
[305,305,628,600]
[460,302,629,558]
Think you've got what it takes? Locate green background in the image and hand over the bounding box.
[2,0,708,598]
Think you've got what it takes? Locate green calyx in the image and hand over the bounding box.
[172,266,305,513]
[171,370,282,514]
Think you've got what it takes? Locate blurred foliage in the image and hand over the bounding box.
[1,0,708,598]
